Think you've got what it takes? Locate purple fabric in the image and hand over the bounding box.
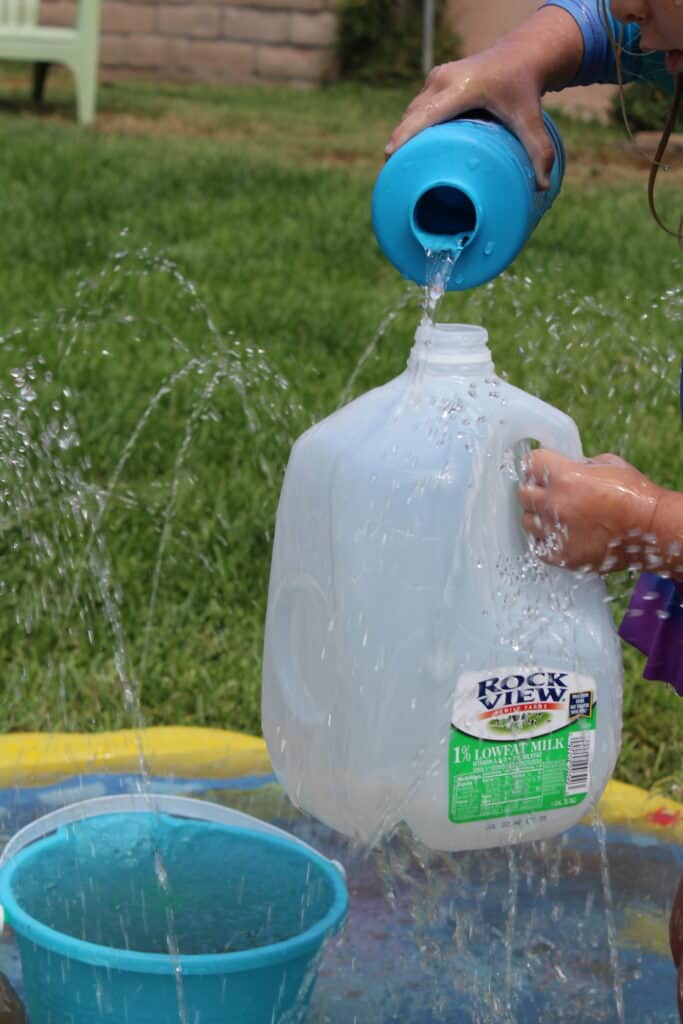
[619,573,683,695]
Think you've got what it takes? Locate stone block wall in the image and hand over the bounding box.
[38,0,615,118]
[40,0,338,86]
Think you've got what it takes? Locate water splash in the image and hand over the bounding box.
[303,816,658,1023]
[336,246,465,410]
[0,243,301,1022]
[421,246,463,328]
[312,268,682,1020]
[592,813,627,1024]
[1,243,681,1021]
[338,285,416,409]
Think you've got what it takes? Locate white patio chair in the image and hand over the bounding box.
[0,0,103,125]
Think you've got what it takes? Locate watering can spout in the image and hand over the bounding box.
[410,185,478,257]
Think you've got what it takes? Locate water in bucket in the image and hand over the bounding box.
[262,321,623,851]
[0,796,348,1024]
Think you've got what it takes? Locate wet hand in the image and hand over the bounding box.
[517,449,663,573]
[384,49,556,189]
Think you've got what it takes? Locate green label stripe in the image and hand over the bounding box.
[448,711,597,824]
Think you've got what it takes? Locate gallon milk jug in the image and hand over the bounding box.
[372,112,565,290]
[262,324,623,851]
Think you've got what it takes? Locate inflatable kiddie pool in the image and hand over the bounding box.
[0,727,680,1023]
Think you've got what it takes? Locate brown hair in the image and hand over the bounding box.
[598,0,683,245]
[647,72,682,242]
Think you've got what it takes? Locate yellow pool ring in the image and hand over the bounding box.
[0,728,681,846]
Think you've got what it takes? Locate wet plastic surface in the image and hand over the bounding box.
[263,325,623,852]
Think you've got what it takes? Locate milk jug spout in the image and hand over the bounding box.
[410,322,493,372]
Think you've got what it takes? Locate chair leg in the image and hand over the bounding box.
[32,62,51,105]
[74,63,98,126]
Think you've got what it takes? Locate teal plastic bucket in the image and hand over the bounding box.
[0,795,348,1023]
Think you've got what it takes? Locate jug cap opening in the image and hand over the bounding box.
[411,183,478,253]
[411,322,492,366]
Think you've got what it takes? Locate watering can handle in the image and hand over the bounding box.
[0,794,346,879]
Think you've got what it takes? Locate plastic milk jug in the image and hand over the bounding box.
[262,324,623,851]
[372,112,565,290]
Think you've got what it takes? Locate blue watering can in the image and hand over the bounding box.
[372,111,565,290]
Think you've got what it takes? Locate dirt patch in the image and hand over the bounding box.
[93,108,683,180]
[93,109,379,169]
[563,139,683,185]
[633,131,683,157]
[95,109,226,140]
[2,91,681,182]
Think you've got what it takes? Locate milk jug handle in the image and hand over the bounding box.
[501,392,583,464]
[481,393,583,563]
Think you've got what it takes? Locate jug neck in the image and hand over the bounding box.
[408,323,495,376]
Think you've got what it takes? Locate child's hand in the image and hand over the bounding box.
[384,5,584,189]
[385,50,554,188]
[517,449,663,573]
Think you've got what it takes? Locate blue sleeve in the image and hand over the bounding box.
[540,0,672,91]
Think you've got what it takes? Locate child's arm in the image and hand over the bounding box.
[545,0,671,91]
[517,449,683,577]
[386,0,671,187]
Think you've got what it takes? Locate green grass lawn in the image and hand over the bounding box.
[0,68,681,792]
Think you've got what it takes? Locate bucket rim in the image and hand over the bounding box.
[0,815,348,975]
